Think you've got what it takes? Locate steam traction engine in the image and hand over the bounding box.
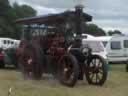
[16,5,108,87]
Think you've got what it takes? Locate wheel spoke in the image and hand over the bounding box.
[98,72,103,80]
[96,73,101,83]
[90,73,95,80]
[70,72,74,80]
[92,59,96,66]
[99,69,103,74]
[96,74,98,83]
[97,59,101,67]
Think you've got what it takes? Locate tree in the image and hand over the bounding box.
[0,0,15,37]
[0,0,10,16]
[108,30,122,36]
[0,1,37,39]
[12,2,37,39]
[13,2,37,19]
[83,24,106,36]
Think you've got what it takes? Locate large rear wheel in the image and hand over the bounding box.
[85,55,108,86]
[58,54,79,87]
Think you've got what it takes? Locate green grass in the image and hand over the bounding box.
[0,64,128,96]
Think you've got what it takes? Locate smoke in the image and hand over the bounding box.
[73,0,84,5]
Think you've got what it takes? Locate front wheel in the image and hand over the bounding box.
[58,54,79,87]
[85,55,108,86]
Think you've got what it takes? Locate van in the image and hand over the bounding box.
[0,38,20,50]
[95,34,128,63]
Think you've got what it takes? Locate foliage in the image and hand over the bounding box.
[0,0,10,16]
[83,23,107,36]
[0,0,124,38]
[0,0,37,39]
[108,30,122,36]
[12,2,37,19]
[0,0,15,38]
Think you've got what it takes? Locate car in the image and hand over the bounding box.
[4,48,18,68]
[0,48,5,68]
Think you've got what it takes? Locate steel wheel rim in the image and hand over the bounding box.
[88,58,104,84]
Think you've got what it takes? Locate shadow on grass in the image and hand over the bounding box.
[1,66,16,71]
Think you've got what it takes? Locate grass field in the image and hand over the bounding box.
[0,65,127,96]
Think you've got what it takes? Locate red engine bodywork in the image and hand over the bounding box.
[17,32,67,66]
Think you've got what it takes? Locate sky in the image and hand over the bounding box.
[9,0,128,34]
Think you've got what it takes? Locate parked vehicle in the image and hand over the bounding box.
[4,48,18,68]
[16,5,108,87]
[95,34,128,72]
[0,48,5,68]
[0,38,20,49]
[95,35,128,63]
[0,38,20,68]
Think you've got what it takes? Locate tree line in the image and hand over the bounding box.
[0,0,36,39]
[83,24,123,36]
[0,0,123,39]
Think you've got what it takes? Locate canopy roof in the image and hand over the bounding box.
[16,11,92,25]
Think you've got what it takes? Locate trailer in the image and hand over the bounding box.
[0,38,20,49]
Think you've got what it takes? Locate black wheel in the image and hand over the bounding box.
[58,54,79,87]
[19,44,44,79]
[0,60,5,68]
[85,55,108,85]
